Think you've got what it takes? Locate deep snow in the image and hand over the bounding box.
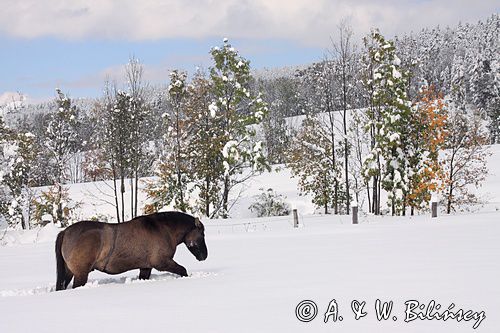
[1,146,500,332]
[0,214,498,332]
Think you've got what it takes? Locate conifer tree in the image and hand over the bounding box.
[362,30,412,215]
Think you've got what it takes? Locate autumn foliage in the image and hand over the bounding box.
[406,85,448,213]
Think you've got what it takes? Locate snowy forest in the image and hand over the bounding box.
[1,14,499,229]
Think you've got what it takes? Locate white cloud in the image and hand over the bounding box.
[0,0,497,46]
[0,91,24,105]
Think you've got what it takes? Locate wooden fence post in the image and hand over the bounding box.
[351,201,358,224]
[293,209,299,228]
[431,197,438,218]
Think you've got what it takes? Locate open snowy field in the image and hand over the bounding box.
[1,145,500,332]
[0,214,498,332]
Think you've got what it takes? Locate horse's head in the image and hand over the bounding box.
[184,217,208,261]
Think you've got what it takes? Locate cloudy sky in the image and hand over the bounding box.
[0,0,498,102]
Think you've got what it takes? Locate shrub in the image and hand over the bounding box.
[249,188,291,217]
[32,185,80,227]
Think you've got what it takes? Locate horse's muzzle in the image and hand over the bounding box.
[188,244,208,261]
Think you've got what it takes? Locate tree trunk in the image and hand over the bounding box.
[334,179,338,215]
[130,177,134,218]
[120,175,125,223]
[447,184,453,214]
[372,176,378,215]
[205,176,210,217]
[134,170,139,217]
[330,129,338,215]
[447,150,456,214]
[56,183,64,225]
[177,169,185,212]
[342,72,350,214]
[222,176,230,219]
[111,160,120,223]
[377,176,381,215]
[344,136,349,214]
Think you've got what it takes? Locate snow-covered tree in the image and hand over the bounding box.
[296,60,344,213]
[441,96,490,213]
[96,58,151,222]
[125,57,150,217]
[43,89,80,224]
[362,30,412,215]
[209,38,269,218]
[100,89,135,222]
[257,76,297,164]
[0,111,38,229]
[186,71,224,218]
[288,115,343,213]
[406,86,448,214]
[145,70,192,212]
[329,21,360,214]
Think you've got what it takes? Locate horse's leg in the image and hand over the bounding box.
[72,272,89,288]
[64,265,74,289]
[139,268,152,280]
[154,259,188,277]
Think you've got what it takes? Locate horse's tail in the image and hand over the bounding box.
[55,231,67,291]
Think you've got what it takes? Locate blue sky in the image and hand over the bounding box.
[0,0,498,102]
[0,36,321,101]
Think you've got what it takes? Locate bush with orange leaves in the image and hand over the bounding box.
[406,86,448,214]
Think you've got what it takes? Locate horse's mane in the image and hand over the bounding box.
[132,211,196,231]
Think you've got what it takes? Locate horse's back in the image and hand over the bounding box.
[61,221,112,272]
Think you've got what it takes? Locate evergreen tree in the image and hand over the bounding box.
[362,30,412,215]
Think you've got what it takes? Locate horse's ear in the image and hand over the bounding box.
[194,217,202,228]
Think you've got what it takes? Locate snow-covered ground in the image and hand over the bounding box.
[1,146,500,332]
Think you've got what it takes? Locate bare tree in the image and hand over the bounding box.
[125,57,149,218]
[330,20,358,214]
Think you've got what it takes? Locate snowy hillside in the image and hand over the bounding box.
[1,147,500,332]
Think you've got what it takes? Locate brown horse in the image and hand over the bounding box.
[55,211,207,290]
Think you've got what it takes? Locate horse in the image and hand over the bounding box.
[55,211,208,290]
